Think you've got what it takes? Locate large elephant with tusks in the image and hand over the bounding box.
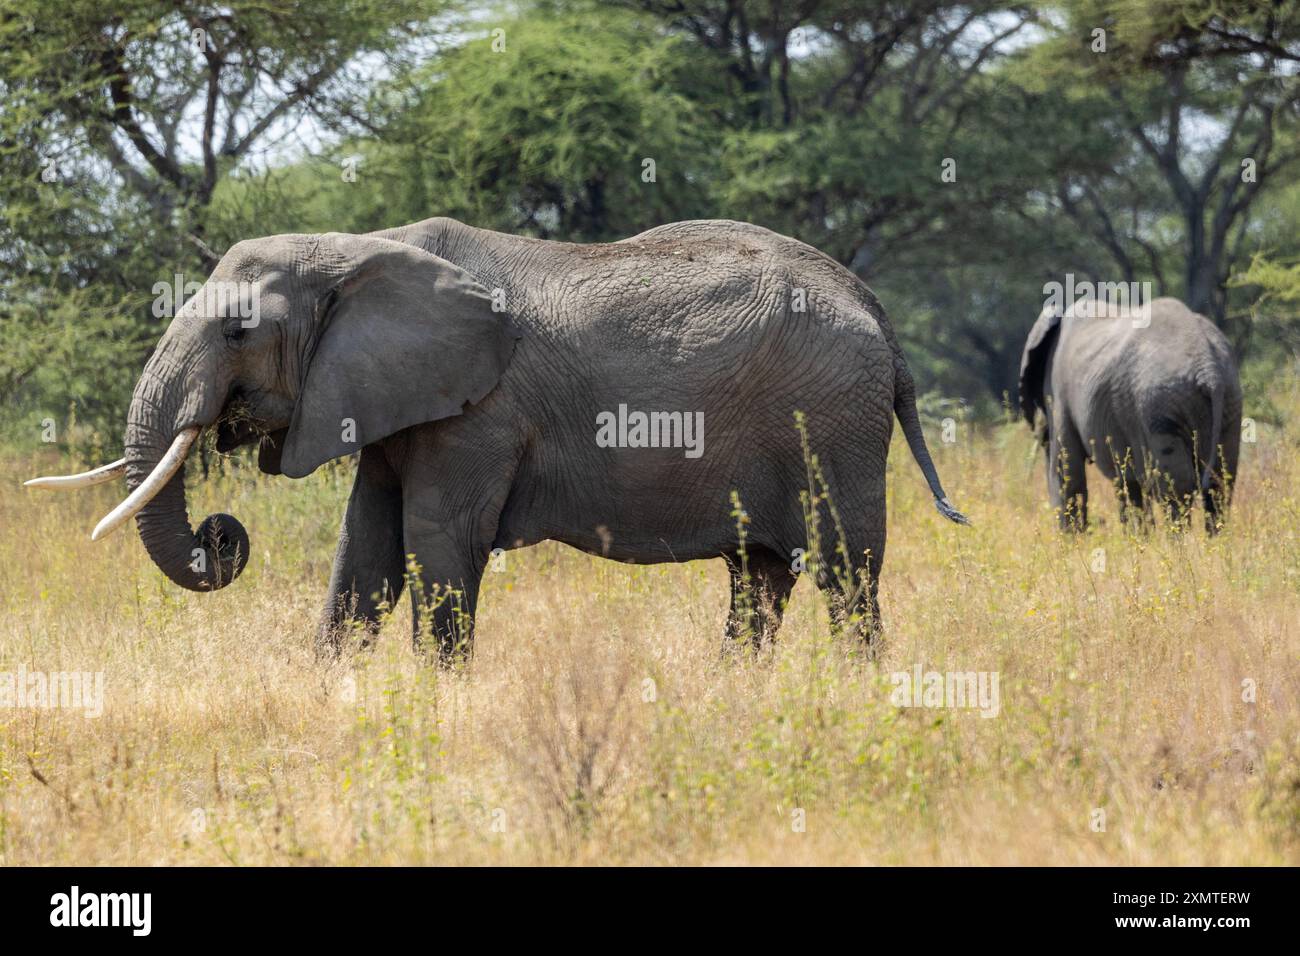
[28,218,968,659]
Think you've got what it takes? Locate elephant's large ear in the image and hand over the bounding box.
[1018,306,1062,427]
[281,235,520,478]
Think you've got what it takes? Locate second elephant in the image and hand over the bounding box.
[1018,296,1241,531]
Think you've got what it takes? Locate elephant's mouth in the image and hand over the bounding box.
[215,397,261,452]
[214,399,287,475]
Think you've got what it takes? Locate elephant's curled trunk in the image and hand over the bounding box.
[122,370,248,591]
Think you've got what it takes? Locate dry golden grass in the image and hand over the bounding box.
[1,388,1297,866]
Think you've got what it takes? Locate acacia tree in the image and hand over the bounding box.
[353,7,713,241]
[1038,0,1300,330]
[627,0,1044,270]
[1,0,431,256]
[0,0,433,430]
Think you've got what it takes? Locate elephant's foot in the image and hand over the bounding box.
[406,575,479,666]
[724,547,797,654]
[315,585,394,660]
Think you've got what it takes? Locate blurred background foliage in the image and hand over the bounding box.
[1,0,1297,448]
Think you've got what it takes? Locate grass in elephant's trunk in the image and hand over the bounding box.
[1,379,1298,864]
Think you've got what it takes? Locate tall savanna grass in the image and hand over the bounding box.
[1,384,1297,864]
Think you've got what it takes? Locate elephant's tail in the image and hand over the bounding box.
[1199,376,1225,493]
[894,364,970,525]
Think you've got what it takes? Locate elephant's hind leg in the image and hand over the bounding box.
[1048,425,1088,531]
[1203,478,1228,534]
[811,523,886,651]
[1117,477,1149,530]
[725,546,797,650]
[1147,468,1197,531]
[317,444,407,657]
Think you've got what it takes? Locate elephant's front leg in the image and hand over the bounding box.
[402,480,511,664]
[317,444,406,655]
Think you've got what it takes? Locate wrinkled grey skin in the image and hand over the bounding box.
[1018,296,1241,532]
[125,217,965,659]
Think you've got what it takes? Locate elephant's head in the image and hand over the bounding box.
[31,233,518,591]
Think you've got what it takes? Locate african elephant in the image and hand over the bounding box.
[1018,295,1241,532]
[29,217,967,659]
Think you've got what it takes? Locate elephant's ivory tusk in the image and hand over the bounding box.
[91,428,199,542]
[24,459,127,490]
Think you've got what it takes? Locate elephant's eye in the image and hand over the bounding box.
[223,323,248,346]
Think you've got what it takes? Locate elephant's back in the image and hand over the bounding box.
[1062,298,1220,373]
[1107,300,1233,390]
[622,220,879,303]
[549,223,886,354]
[505,220,900,466]
[1059,298,1237,457]
[516,220,896,473]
